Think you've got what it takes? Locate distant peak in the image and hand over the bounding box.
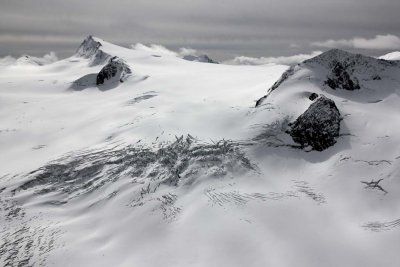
[183,54,218,64]
[76,35,103,58]
[15,55,39,65]
[75,35,112,65]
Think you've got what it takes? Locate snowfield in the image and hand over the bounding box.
[1,37,400,267]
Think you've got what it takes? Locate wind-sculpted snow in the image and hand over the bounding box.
[15,136,255,203]
[126,93,157,105]
[204,180,326,207]
[363,218,400,232]
[255,66,296,107]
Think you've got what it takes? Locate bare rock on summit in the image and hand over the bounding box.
[288,95,341,151]
[325,61,360,90]
[304,49,398,91]
[96,57,132,86]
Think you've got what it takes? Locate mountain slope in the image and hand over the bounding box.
[1,41,400,267]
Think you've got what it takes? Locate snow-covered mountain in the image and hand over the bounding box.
[1,38,400,267]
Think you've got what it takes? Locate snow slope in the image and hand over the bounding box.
[1,38,400,267]
[379,51,400,61]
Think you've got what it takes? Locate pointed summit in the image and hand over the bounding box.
[76,36,102,58]
[75,36,111,65]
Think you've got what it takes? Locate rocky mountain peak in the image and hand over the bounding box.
[76,36,102,58]
[303,48,396,72]
[76,36,111,65]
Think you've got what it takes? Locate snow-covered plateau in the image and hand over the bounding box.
[1,36,400,267]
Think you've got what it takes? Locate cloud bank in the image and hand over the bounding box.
[312,34,400,50]
[131,43,202,58]
[1,0,400,59]
[224,51,322,66]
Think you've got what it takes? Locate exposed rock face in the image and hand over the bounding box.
[96,57,132,86]
[288,96,341,151]
[325,61,360,90]
[183,54,218,64]
[76,36,111,66]
[309,93,319,101]
[76,36,101,58]
[304,49,400,90]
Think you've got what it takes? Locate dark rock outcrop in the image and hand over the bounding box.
[96,57,132,86]
[324,62,360,90]
[288,95,341,151]
[309,93,319,101]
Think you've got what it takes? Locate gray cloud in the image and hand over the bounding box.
[0,0,400,60]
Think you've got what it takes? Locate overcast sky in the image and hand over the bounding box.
[1,0,400,60]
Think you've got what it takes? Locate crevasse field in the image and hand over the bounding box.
[1,37,400,267]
